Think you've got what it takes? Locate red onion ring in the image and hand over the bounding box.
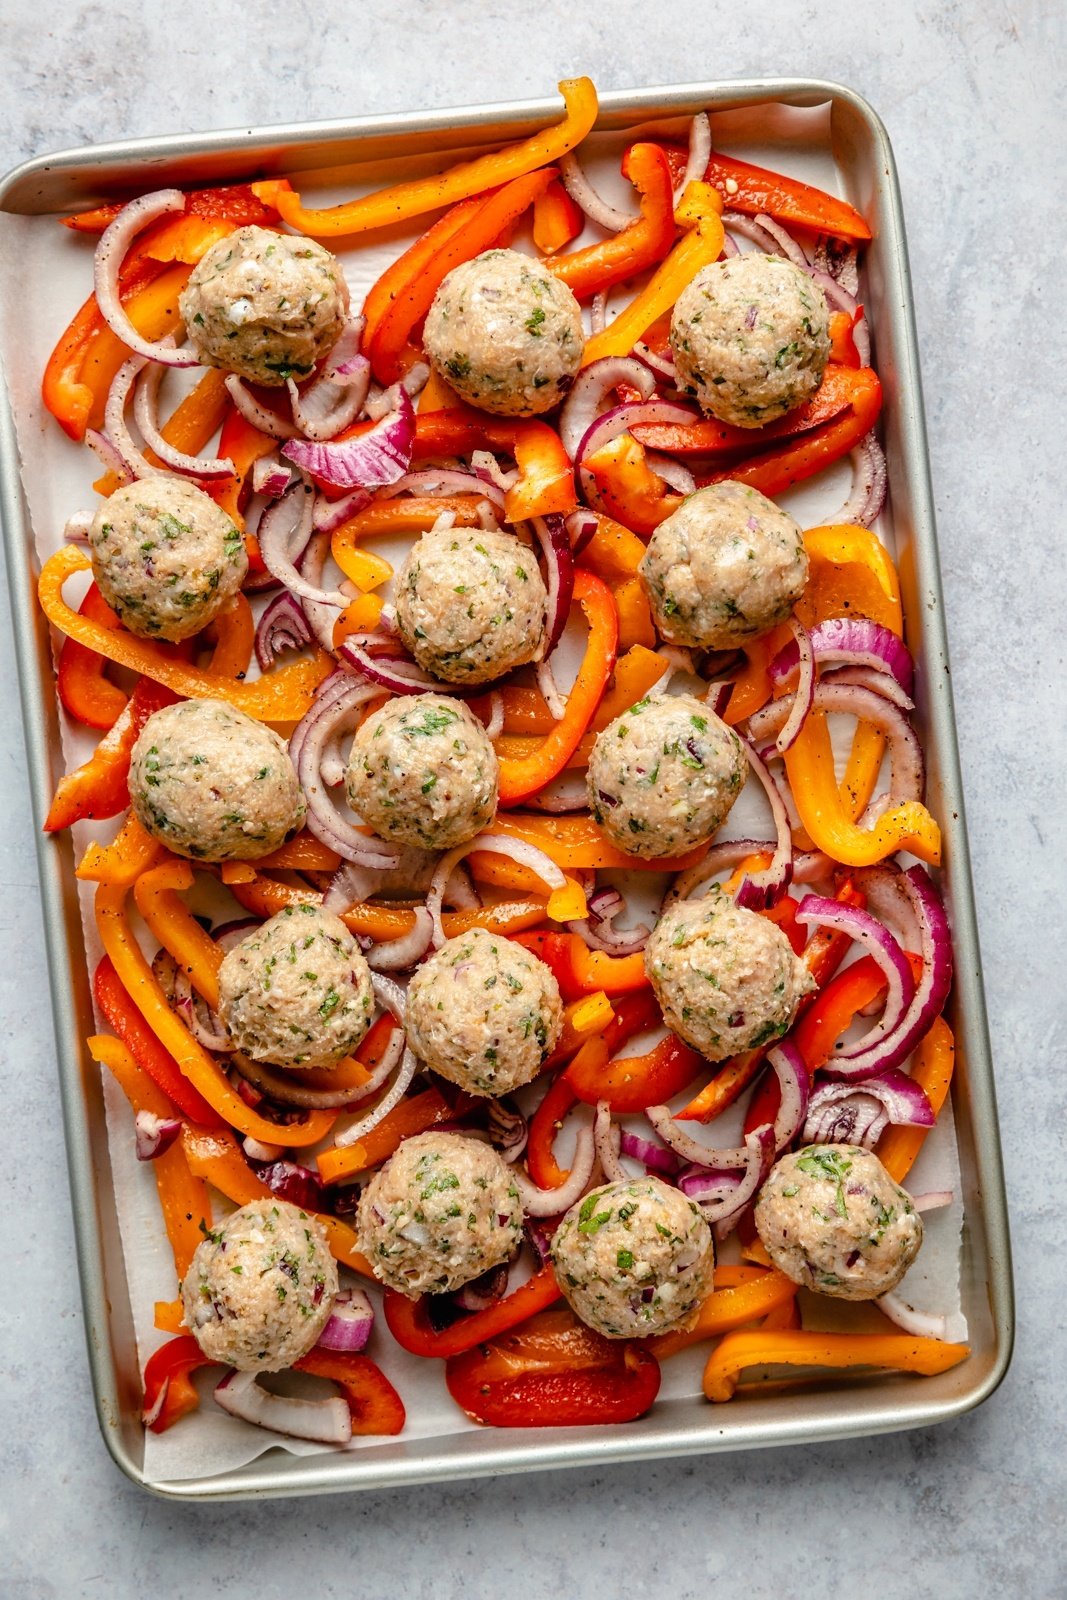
[258,483,348,607]
[831,431,888,528]
[531,513,574,659]
[674,112,712,203]
[254,590,313,671]
[764,1040,811,1152]
[754,212,811,270]
[732,736,795,910]
[513,1121,596,1216]
[749,683,925,812]
[289,676,401,868]
[84,427,135,483]
[593,1101,625,1183]
[316,1288,375,1353]
[796,895,916,1059]
[470,449,518,492]
[93,191,201,368]
[214,1369,351,1444]
[773,617,815,754]
[104,354,162,481]
[134,1110,182,1161]
[723,211,783,254]
[284,385,414,491]
[567,885,651,956]
[631,340,676,384]
[644,1106,754,1171]
[523,769,590,814]
[803,1068,934,1148]
[252,457,297,499]
[559,151,634,233]
[426,834,567,947]
[297,528,344,651]
[366,907,434,971]
[645,452,696,495]
[391,468,506,513]
[223,374,299,440]
[618,1130,680,1177]
[575,399,697,470]
[564,508,598,554]
[820,665,914,712]
[133,359,235,478]
[876,1291,952,1343]
[559,356,655,462]
[332,1045,418,1148]
[677,1126,776,1240]
[286,317,371,441]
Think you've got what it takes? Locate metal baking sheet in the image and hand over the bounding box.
[0,78,1013,1499]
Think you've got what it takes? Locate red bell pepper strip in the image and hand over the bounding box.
[659,144,871,242]
[367,169,555,384]
[55,584,129,730]
[630,362,862,458]
[141,1334,217,1432]
[42,255,168,441]
[411,408,576,523]
[570,1032,702,1114]
[93,955,225,1127]
[44,677,177,832]
[63,183,280,234]
[445,1307,660,1426]
[512,930,650,1004]
[878,1016,955,1183]
[545,143,677,301]
[533,177,583,254]
[829,310,862,367]
[525,1067,584,1190]
[293,1349,406,1435]
[383,1265,563,1360]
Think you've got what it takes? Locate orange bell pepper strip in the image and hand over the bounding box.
[485,812,704,874]
[496,570,617,806]
[44,677,177,832]
[331,496,485,541]
[798,523,903,636]
[205,403,279,536]
[829,310,862,367]
[76,812,165,888]
[700,368,883,499]
[368,169,555,384]
[546,143,676,301]
[39,546,331,721]
[533,176,583,254]
[584,432,680,536]
[720,623,793,726]
[578,513,649,584]
[411,410,576,523]
[570,1032,702,1114]
[615,577,657,650]
[660,143,871,243]
[544,992,616,1066]
[88,1033,211,1279]
[154,1299,187,1333]
[64,183,280,234]
[257,78,598,238]
[512,929,650,1004]
[141,1334,217,1432]
[202,592,256,682]
[878,1017,955,1183]
[631,362,863,458]
[55,583,129,730]
[317,1085,462,1184]
[580,205,725,367]
[95,881,336,1147]
[479,642,663,738]
[293,1349,406,1435]
[252,832,340,872]
[384,1265,563,1360]
[78,264,194,434]
[785,708,941,867]
[94,368,232,498]
[133,858,224,1006]
[93,953,223,1125]
[648,1266,799,1359]
[361,196,485,350]
[703,1329,969,1402]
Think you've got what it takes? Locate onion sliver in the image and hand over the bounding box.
[513,1122,596,1216]
[258,484,347,606]
[284,385,414,491]
[134,360,234,477]
[316,1288,375,1353]
[425,834,567,948]
[644,1106,753,1171]
[593,1101,625,1183]
[290,676,401,868]
[366,907,434,971]
[214,1369,352,1445]
[773,618,815,755]
[769,617,914,696]
[223,374,298,439]
[254,590,313,671]
[732,736,794,910]
[803,1069,934,1148]
[559,356,655,462]
[94,191,201,368]
[559,151,634,233]
[333,1045,418,1148]
[795,894,916,1060]
[531,513,574,659]
[674,112,712,203]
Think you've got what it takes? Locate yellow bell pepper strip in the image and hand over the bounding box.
[703,1329,970,1403]
[411,410,576,523]
[205,404,279,537]
[133,858,223,1007]
[317,1085,466,1184]
[95,880,336,1147]
[180,1125,373,1277]
[878,1017,955,1183]
[254,832,340,871]
[44,677,176,832]
[580,207,725,367]
[545,143,677,301]
[484,812,706,873]
[533,176,583,253]
[255,77,598,238]
[39,546,331,721]
[77,813,165,888]
[330,530,393,594]
[94,367,231,497]
[88,1034,210,1279]
[584,431,680,536]
[368,168,556,384]
[544,992,616,1066]
[647,1266,798,1359]
[784,707,941,866]
[659,143,871,242]
[497,570,618,806]
[56,584,129,731]
[799,522,903,636]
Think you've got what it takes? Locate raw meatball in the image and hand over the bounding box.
[182,1199,338,1371]
[755,1144,923,1300]
[180,225,349,386]
[345,694,497,852]
[89,477,247,642]
[639,481,808,648]
[423,248,583,416]
[357,1132,523,1297]
[646,893,815,1061]
[395,527,547,684]
[128,698,306,860]
[405,926,563,1095]
[217,904,374,1069]
[587,693,746,859]
[551,1177,715,1339]
[670,254,830,428]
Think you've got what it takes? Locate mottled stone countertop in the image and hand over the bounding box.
[0,3,1062,1595]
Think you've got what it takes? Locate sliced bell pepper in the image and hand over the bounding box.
[485,812,704,874]
[329,533,392,595]
[578,513,649,585]
[257,78,598,238]
[584,431,679,536]
[39,546,330,721]
[56,584,129,731]
[512,930,650,1004]
[580,209,725,367]
[544,991,616,1066]
[703,1329,969,1403]
[720,623,793,726]
[94,368,232,498]
[660,144,871,242]
[133,857,223,1004]
[383,1264,562,1360]
[293,1348,406,1434]
[78,263,194,434]
[45,676,177,832]
[546,143,676,301]
[202,592,255,682]
[568,1031,701,1114]
[533,177,583,254]
[829,310,862,367]
[141,1334,216,1432]
[799,522,903,636]
[525,1069,581,1189]
[331,495,484,541]
[483,641,662,737]
[412,410,576,523]
[154,1299,186,1333]
[631,362,862,458]
[362,196,485,352]
[496,570,617,806]
[445,1307,660,1426]
[317,1085,463,1184]
[76,812,165,888]
[647,1265,799,1359]
[615,577,657,650]
[878,1016,955,1183]
[205,403,279,536]
[63,183,280,234]
[367,169,555,384]
[93,954,222,1125]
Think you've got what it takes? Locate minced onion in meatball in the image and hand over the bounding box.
[405,927,563,1095]
[755,1145,923,1300]
[551,1177,715,1339]
[180,225,349,386]
[639,482,808,649]
[394,526,547,684]
[128,698,306,861]
[423,248,583,416]
[587,693,746,859]
[670,254,831,428]
[89,477,247,642]
[182,1199,338,1371]
[345,694,497,852]
[217,904,374,1069]
[357,1132,523,1297]
[646,892,815,1061]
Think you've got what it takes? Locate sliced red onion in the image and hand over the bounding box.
[452,1262,511,1313]
[254,590,313,671]
[770,617,914,697]
[575,399,697,471]
[749,683,925,815]
[679,1126,776,1240]
[811,266,860,320]
[93,190,200,368]
[820,665,914,712]
[214,1368,352,1444]
[524,769,591,814]
[321,862,383,914]
[664,838,778,909]
[481,691,504,740]
[367,907,434,971]
[84,426,135,483]
[251,1159,327,1213]
[63,510,94,544]
[311,486,373,536]
[568,885,650,956]
[774,618,815,755]
[332,1045,418,1148]
[223,374,298,440]
[172,965,232,1052]
[559,357,655,463]
[830,431,889,528]
[565,508,598,554]
[911,1189,953,1213]
[337,640,446,696]
[230,1045,395,1109]
[531,513,574,659]
[285,317,370,441]
[619,1130,680,1177]
[754,212,811,270]
[284,386,414,491]
[763,1041,811,1152]
[391,467,506,513]
[814,235,860,295]
[134,1110,182,1161]
[296,528,343,652]
[536,659,566,722]
[719,230,740,258]
[876,1291,951,1343]
[593,1101,625,1183]
[425,834,567,948]
[369,972,406,1027]
[487,1099,528,1163]
[644,1106,754,1171]
[733,736,795,910]
[513,1122,596,1216]
[290,676,401,867]
[471,449,518,492]
[852,305,872,367]
[258,483,347,606]
[105,354,163,481]
[674,112,712,203]
[589,292,607,335]
[722,211,783,254]
[631,340,676,383]
[644,452,696,495]
[134,359,234,478]
[796,894,916,1060]
[316,1288,374,1353]
[242,1136,287,1162]
[253,456,298,498]
[803,1069,934,1147]
[213,919,261,951]
[559,151,634,232]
